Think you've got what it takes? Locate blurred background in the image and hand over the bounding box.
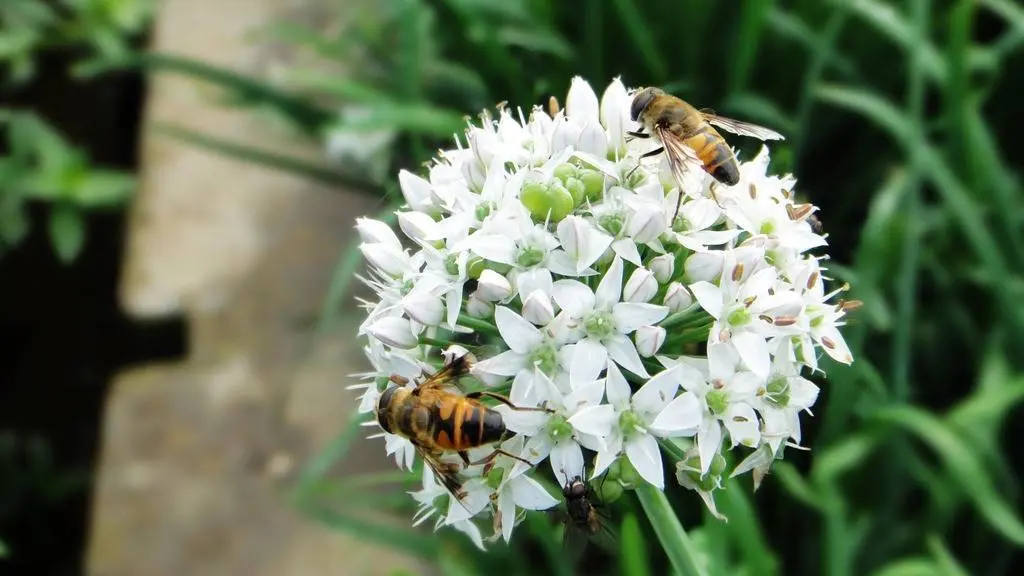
[1,0,1023,575]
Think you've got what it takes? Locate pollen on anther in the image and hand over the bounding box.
[749,183,757,199]
[821,336,837,350]
[774,316,798,327]
[732,263,744,282]
[807,271,819,290]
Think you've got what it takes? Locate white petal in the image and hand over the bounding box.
[398,169,433,211]
[519,434,553,469]
[689,281,725,319]
[396,211,440,243]
[612,302,670,334]
[650,391,702,436]
[469,233,518,264]
[611,238,643,266]
[570,338,608,388]
[632,364,681,415]
[522,290,555,326]
[500,488,516,542]
[566,76,600,122]
[604,361,631,408]
[550,441,585,487]
[472,349,527,377]
[698,418,723,474]
[359,243,408,277]
[516,267,553,301]
[476,269,513,301]
[731,332,771,380]
[568,404,616,437]
[552,279,596,317]
[818,325,854,365]
[595,256,624,308]
[623,267,658,303]
[364,316,417,348]
[625,434,665,489]
[722,403,761,448]
[356,217,401,247]
[590,433,623,478]
[564,379,605,412]
[634,325,666,358]
[403,292,445,326]
[511,474,560,511]
[495,306,544,354]
[605,333,649,378]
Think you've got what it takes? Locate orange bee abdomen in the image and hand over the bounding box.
[431,397,506,451]
[684,125,740,186]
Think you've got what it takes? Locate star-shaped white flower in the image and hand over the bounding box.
[570,361,683,489]
[553,256,669,386]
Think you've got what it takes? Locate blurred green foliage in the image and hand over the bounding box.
[97,0,1024,574]
[0,0,149,262]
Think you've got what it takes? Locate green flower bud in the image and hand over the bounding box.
[565,177,586,206]
[517,246,546,268]
[699,473,719,492]
[618,457,640,487]
[710,453,727,477]
[597,478,624,503]
[521,181,573,223]
[467,257,486,279]
[706,389,729,415]
[580,170,605,202]
[553,163,578,184]
[599,213,624,237]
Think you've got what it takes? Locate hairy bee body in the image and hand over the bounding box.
[376,384,507,453]
[629,87,784,212]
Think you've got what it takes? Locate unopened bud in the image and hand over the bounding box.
[623,268,658,303]
[663,282,693,311]
[522,290,555,326]
[649,254,675,284]
[476,269,512,302]
[365,316,418,348]
[403,291,445,326]
[635,325,666,358]
[465,295,494,318]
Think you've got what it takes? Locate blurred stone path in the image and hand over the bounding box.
[85,1,419,575]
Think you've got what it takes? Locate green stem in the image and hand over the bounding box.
[634,483,708,576]
[455,313,500,337]
[419,336,452,348]
[658,306,707,329]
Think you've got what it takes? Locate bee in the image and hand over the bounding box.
[629,86,785,215]
[376,351,542,501]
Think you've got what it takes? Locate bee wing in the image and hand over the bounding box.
[417,445,468,502]
[654,124,705,213]
[416,352,474,393]
[703,113,785,141]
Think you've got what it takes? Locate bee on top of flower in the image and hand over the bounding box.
[350,75,857,546]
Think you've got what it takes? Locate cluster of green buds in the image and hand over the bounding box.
[521,162,607,222]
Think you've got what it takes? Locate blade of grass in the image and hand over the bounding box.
[719,478,779,575]
[766,8,858,79]
[870,558,940,576]
[925,535,970,576]
[291,410,372,495]
[620,512,651,576]
[609,0,668,80]
[634,483,708,576]
[151,123,382,194]
[728,0,774,97]
[891,0,929,403]
[79,53,334,133]
[872,405,1024,545]
[294,501,439,560]
[815,85,1023,329]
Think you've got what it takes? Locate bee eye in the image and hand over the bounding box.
[630,89,652,122]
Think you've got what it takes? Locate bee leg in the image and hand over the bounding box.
[625,146,666,181]
[457,450,471,467]
[466,448,535,469]
[626,130,651,141]
[465,391,553,413]
[389,374,409,386]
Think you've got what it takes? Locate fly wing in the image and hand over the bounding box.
[416,350,474,393]
[654,124,704,217]
[703,113,785,141]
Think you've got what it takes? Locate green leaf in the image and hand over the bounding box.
[719,478,780,575]
[870,558,940,576]
[811,432,879,487]
[872,405,1024,545]
[723,92,796,135]
[78,53,335,134]
[151,122,382,194]
[620,512,650,576]
[925,535,970,576]
[634,483,708,576]
[729,0,773,97]
[48,206,85,263]
[72,170,135,207]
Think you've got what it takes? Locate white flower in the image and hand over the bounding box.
[663,282,694,312]
[600,76,634,157]
[570,362,684,489]
[522,289,555,326]
[553,256,669,386]
[363,316,418,349]
[652,345,762,474]
[471,306,576,383]
[557,215,613,275]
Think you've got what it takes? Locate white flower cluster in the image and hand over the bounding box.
[350,76,855,546]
